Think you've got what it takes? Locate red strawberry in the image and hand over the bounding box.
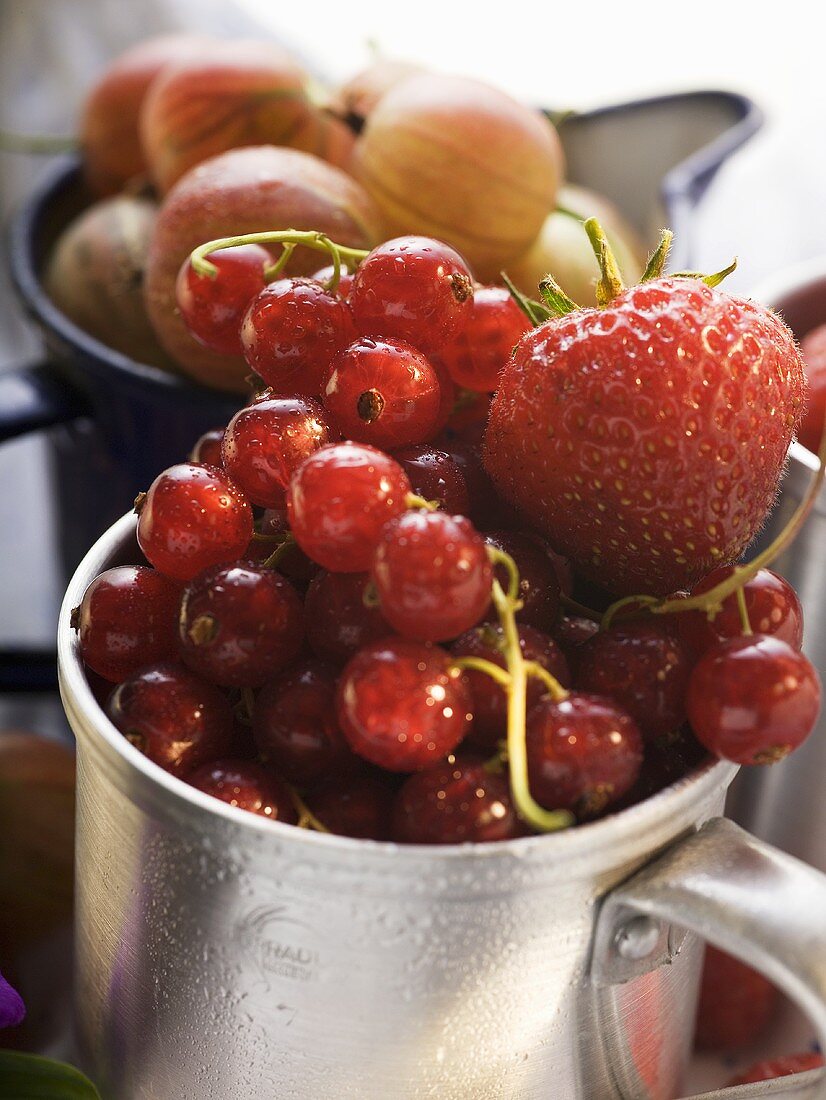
[694,945,778,1051]
[484,276,805,595]
[727,1052,825,1086]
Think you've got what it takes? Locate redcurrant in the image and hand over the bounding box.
[74,566,181,682]
[136,463,252,582]
[240,277,356,396]
[303,570,389,664]
[222,395,333,508]
[106,661,235,776]
[349,236,473,355]
[679,567,804,656]
[187,759,298,823]
[436,286,530,392]
[176,243,271,355]
[392,445,470,515]
[686,634,821,764]
[322,337,441,450]
[336,637,472,770]
[287,442,411,572]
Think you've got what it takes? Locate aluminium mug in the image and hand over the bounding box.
[59,512,826,1100]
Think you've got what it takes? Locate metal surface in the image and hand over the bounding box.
[727,261,826,874]
[60,514,826,1100]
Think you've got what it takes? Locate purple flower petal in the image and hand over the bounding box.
[0,969,25,1028]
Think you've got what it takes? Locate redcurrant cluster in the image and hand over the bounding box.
[71,229,822,843]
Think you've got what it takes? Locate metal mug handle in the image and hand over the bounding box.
[0,359,87,443]
[593,817,826,1100]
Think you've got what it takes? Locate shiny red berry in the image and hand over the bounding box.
[484,531,561,632]
[686,634,821,764]
[253,660,353,785]
[106,662,234,776]
[526,692,643,818]
[337,637,472,770]
[303,570,389,664]
[437,286,530,392]
[451,623,570,751]
[392,755,522,844]
[187,759,298,823]
[136,463,252,582]
[309,263,354,299]
[287,442,411,572]
[176,244,270,355]
[322,337,441,450]
[240,277,356,396]
[680,567,804,656]
[221,395,333,508]
[392,445,470,514]
[440,440,520,529]
[189,428,225,467]
[308,772,396,840]
[373,510,492,642]
[74,566,181,682]
[178,563,304,688]
[349,236,473,355]
[575,621,693,741]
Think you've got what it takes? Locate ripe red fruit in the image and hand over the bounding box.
[392,755,523,843]
[336,637,472,770]
[372,510,492,641]
[392,445,471,515]
[485,279,806,595]
[187,759,298,823]
[178,563,304,687]
[687,634,821,764]
[436,285,530,392]
[695,945,778,1051]
[221,395,333,507]
[551,614,600,674]
[526,692,643,817]
[575,621,693,741]
[176,243,270,355]
[74,565,181,682]
[189,428,225,467]
[303,570,389,664]
[308,772,395,840]
[310,263,354,299]
[253,660,353,785]
[240,277,357,396]
[322,337,442,449]
[679,567,804,656]
[136,463,253,582]
[287,442,411,571]
[349,236,473,355]
[106,662,234,776]
[451,623,570,751]
[727,1052,825,1086]
[799,321,826,453]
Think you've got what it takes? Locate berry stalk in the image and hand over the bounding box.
[486,547,574,832]
[190,229,371,291]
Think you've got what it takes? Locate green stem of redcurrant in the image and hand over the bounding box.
[405,492,440,512]
[600,594,658,631]
[262,533,296,569]
[264,241,296,282]
[190,229,370,281]
[289,787,330,833]
[736,587,753,635]
[583,217,625,306]
[524,660,568,702]
[450,655,512,688]
[602,423,826,628]
[487,546,575,833]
